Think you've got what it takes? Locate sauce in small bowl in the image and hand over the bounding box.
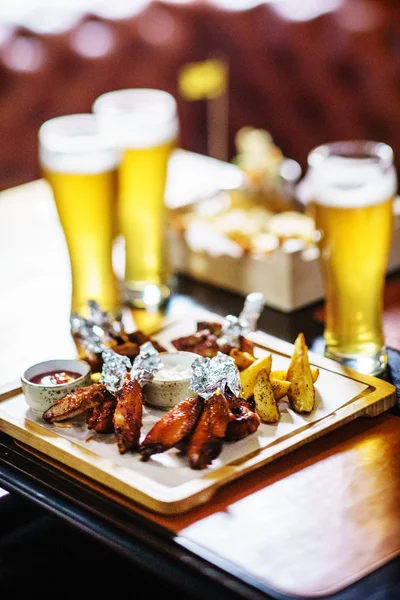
[21,359,92,414]
[29,370,82,386]
[144,351,197,410]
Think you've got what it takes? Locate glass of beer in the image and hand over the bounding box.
[39,114,120,319]
[92,88,179,309]
[307,140,397,375]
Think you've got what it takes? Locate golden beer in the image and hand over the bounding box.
[93,89,179,308]
[39,114,120,318]
[119,139,176,295]
[308,141,397,374]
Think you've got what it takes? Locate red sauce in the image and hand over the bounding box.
[30,370,82,386]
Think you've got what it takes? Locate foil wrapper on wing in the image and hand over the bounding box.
[218,292,265,349]
[70,300,166,372]
[71,300,123,353]
[100,342,163,393]
[100,349,132,394]
[190,352,242,399]
[130,342,164,388]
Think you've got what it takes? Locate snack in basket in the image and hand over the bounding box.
[265,211,315,245]
[233,126,283,193]
[168,128,311,262]
[170,203,316,260]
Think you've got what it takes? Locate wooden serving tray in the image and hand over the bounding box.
[0,309,396,515]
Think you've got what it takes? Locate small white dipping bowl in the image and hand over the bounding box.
[21,358,92,415]
[144,351,197,410]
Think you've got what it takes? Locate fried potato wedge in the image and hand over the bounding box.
[270,378,291,401]
[229,348,256,371]
[271,367,319,383]
[286,333,315,414]
[253,368,280,423]
[239,354,272,400]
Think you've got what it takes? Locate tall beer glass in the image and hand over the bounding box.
[93,88,179,308]
[39,114,120,318]
[307,140,397,375]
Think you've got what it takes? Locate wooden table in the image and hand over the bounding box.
[2,178,400,600]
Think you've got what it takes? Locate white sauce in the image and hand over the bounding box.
[154,363,192,382]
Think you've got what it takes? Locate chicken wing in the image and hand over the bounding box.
[171,329,220,357]
[86,391,117,433]
[113,375,143,454]
[188,393,232,470]
[127,330,167,353]
[139,396,202,462]
[225,394,261,441]
[196,321,223,335]
[42,383,107,423]
[171,323,255,360]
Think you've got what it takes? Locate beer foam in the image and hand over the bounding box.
[310,156,397,208]
[39,146,119,174]
[39,114,119,174]
[93,89,179,148]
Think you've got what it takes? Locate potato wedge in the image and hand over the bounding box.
[240,354,272,400]
[229,348,256,371]
[270,378,291,401]
[271,367,319,384]
[311,367,320,383]
[253,368,280,423]
[286,333,315,414]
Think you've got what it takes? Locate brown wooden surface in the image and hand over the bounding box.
[14,412,400,598]
[2,179,400,597]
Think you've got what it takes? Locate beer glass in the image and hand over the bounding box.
[92,88,179,308]
[307,140,397,375]
[39,114,120,318]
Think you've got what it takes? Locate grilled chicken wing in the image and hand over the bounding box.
[225,394,261,441]
[171,323,255,359]
[171,329,220,357]
[113,375,143,454]
[42,383,107,423]
[196,321,223,335]
[188,393,232,470]
[86,391,117,433]
[139,396,202,462]
[126,330,167,353]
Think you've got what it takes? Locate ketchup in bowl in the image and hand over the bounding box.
[30,370,82,386]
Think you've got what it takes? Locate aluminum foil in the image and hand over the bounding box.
[100,348,132,393]
[87,300,123,338]
[131,342,164,388]
[218,292,265,348]
[70,300,123,355]
[190,352,241,400]
[70,313,108,355]
[238,292,265,332]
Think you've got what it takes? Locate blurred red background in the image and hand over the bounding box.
[1,0,400,191]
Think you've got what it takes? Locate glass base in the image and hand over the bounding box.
[324,346,388,376]
[120,277,176,310]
